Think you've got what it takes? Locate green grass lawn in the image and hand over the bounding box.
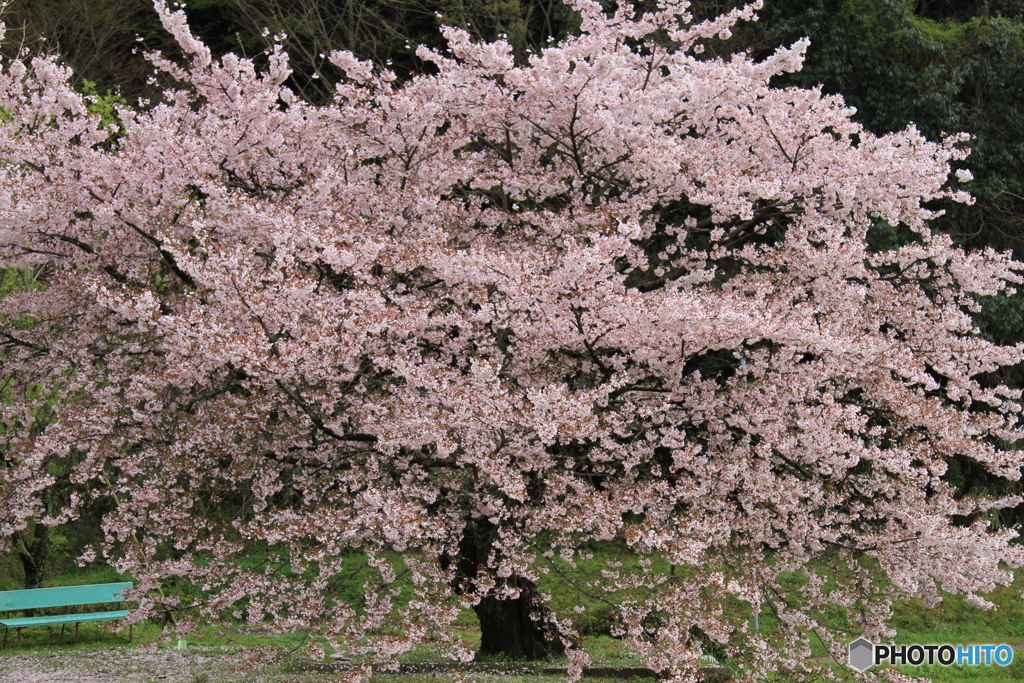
[2,594,1020,683]
[2,551,1022,682]
[884,580,1024,683]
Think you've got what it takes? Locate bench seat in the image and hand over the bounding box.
[1,609,130,629]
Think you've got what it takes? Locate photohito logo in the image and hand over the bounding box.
[848,637,1014,671]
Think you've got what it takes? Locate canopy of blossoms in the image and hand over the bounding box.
[1,1,1022,681]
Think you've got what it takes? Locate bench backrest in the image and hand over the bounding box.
[0,582,133,612]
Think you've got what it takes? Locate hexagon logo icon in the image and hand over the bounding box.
[849,637,875,672]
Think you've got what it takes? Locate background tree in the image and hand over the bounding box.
[741,0,1024,254]
[221,0,581,101]
[2,1,1024,680]
[0,0,581,102]
[0,0,162,97]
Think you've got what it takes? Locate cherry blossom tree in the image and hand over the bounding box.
[1,1,1022,680]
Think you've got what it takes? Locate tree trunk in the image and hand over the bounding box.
[453,519,564,661]
[475,574,561,659]
[15,523,50,590]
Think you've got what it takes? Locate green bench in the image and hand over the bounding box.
[0,582,134,646]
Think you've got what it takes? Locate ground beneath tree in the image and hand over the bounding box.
[294,660,733,680]
[0,645,735,682]
[0,645,242,682]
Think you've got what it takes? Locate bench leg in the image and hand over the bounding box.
[60,623,65,643]
[75,622,79,644]
[129,623,133,644]
[3,626,7,648]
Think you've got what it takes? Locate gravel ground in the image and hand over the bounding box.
[0,646,250,683]
[0,648,574,683]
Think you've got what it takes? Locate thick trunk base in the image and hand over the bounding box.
[450,520,565,661]
[474,575,565,660]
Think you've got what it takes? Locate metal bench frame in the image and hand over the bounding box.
[0,582,133,647]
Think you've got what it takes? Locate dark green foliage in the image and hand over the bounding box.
[742,0,1024,258]
[913,0,1023,21]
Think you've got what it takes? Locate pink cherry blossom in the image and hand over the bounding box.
[1,1,1021,681]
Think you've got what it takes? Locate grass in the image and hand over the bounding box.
[789,572,1024,682]
[885,580,1024,683]
[3,604,1019,683]
[892,582,1024,644]
[2,549,1023,682]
